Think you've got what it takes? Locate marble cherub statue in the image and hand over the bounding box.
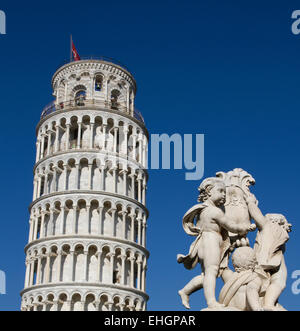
[177,177,256,309]
[246,193,292,311]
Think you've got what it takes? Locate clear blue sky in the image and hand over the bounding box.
[0,0,299,311]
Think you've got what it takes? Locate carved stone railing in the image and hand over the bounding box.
[40,99,145,124]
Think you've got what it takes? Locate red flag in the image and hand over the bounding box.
[71,39,81,61]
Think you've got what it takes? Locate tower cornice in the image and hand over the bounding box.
[52,59,137,94]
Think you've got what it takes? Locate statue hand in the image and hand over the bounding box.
[248,223,256,232]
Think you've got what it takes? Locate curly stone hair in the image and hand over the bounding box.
[232,247,257,273]
[197,177,225,203]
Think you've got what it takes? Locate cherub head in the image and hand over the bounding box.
[232,247,257,273]
[198,177,226,206]
[265,213,292,233]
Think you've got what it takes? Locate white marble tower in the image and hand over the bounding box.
[21,58,149,311]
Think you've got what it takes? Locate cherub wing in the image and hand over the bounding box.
[182,203,207,236]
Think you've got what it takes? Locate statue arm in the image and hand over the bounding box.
[247,202,266,231]
[246,277,264,311]
[216,213,250,235]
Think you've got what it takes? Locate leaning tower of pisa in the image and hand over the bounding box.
[20,57,149,311]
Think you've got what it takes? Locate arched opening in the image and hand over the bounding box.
[84,294,96,311]
[46,294,55,311]
[71,293,82,311]
[87,245,98,282]
[73,85,86,106]
[57,293,68,311]
[95,75,103,91]
[111,89,121,110]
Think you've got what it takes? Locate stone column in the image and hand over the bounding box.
[132,131,137,161]
[72,205,77,234]
[33,214,39,241]
[100,165,105,191]
[37,175,42,198]
[130,214,136,242]
[121,254,126,285]
[141,262,146,292]
[142,218,147,247]
[70,250,75,281]
[137,258,142,290]
[142,178,147,205]
[86,204,91,234]
[28,218,33,243]
[75,163,80,189]
[63,163,69,190]
[143,136,148,168]
[122,211,127,239]
[137,176,142,203]
[47,132,52,156]
[102,124,107,150]
[52,168,57,192]
[49,208,54,236]
[66,300,72,311]
[110,253,115,284]
[45,254,51,283]
[111,167,117,193]
[83,250,89,282]
[52,300,59,312]
[123,127,129,155]
[24,260,30,287]
[98,205,103,235]
[130,173,136,199]
[110,208,116,237]
[33,177,38,200]
[41,133,45,159]
[56,250,62,282]
[129,256,135,288]
[65,124,70,150]
[138,136,142,163]
[77,122,82,149]
[97,251,102,282]
[54,125,60,152]
[40,212,45,239]
[137,217,142,245]
[44,172,49,195]
[88,163,93,190]
[113,127,118,153]
[123,169,128,196]
[89,122,94,149]
[60,207,65,235]
[35,139,41,163]
[36,256,42,285]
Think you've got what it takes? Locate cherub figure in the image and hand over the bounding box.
[246,194,292,311]
[177,178,255,309]
[219,247,266,311]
